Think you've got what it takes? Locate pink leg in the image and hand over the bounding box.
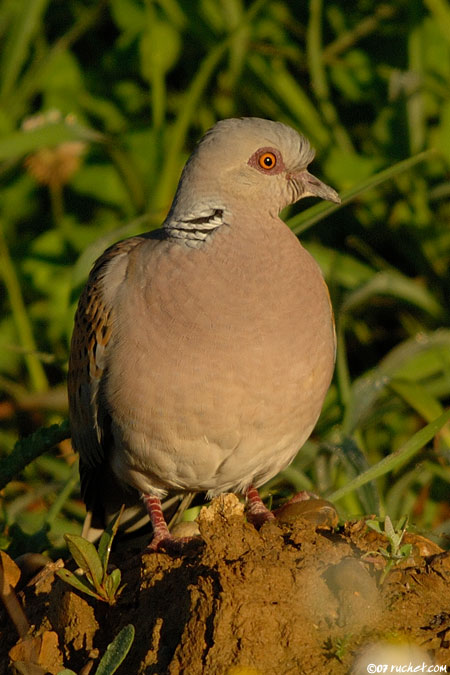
[142,493,201,552]
[245,485,275,528]
[142,494,178,551]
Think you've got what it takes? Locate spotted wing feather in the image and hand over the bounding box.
[68,236,147,510]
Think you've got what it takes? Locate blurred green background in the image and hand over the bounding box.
[0,0,449,557]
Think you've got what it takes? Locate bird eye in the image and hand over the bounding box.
[258,152,277,170]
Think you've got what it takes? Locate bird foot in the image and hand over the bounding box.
[142,492,202,554]
[146,532,202,554]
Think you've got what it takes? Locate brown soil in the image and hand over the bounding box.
[2,494,450,674]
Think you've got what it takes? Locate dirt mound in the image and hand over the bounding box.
[2,494,450,674]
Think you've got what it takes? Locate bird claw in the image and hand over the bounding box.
[146,533,201,554]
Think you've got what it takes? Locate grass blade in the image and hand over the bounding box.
[340,269,443,318]
[328,408,450,503]
[0,225,48,392]
[307,0,353,152]
[97,506,124,574]
[424,0,450,43]
[336,436,380,514]
[248,53,330,147]
[0,420,70,491]
[0,0,49,101]
[344,331,450,434]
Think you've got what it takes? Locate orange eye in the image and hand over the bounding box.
[258,152,277,170]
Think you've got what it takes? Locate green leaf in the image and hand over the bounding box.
[399,543,413,557]
[41,50,84,109]
[64,534,104,591]
[335,436,380,514]
[110,0,145,41]
[386,331,450,381]
[56,568,102,601]
[366,520,382,534]
[95,624,135,675]
[109,568,122,596]
[323,148,382,190]
[140,19,180,80]
[104,568,122,604]
[330,49,374,103]
[383,516,397,545]
[70,164,129,207]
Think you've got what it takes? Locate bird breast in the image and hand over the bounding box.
[103,218,335,495]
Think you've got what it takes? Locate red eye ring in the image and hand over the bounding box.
[258,152,277,170]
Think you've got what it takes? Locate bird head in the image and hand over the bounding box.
[168,117,340,225]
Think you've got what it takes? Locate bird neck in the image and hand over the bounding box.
[163,206,228,243]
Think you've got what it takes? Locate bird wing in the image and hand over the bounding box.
[68,234,154,510]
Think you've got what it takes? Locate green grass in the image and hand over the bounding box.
[0,0,449,557]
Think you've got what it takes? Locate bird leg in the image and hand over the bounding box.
[142,493,202,552]
[142,494,180,551]
[245,485,275,528]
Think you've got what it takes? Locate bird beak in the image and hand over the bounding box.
[294,169,341,204]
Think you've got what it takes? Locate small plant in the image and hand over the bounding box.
[59,623,135,675]
[364,515,413,583]
[324,635,353,663]
[56,508,124,604]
